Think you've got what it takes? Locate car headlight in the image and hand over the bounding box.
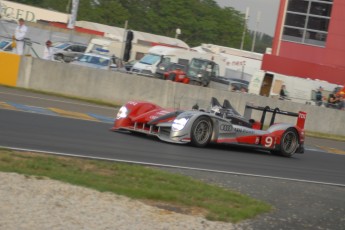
[172,117,190,131]
[197,73,202,78]
[116,106,128,119]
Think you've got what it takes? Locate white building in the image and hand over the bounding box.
[193,44,263,81]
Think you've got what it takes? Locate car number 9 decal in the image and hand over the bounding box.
[264,137,273,147]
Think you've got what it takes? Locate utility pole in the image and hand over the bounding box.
[67,0,79,29]
[121,20,128,59]
[0,0,2,18]
[251,11,261,52]
[240,7,250,50]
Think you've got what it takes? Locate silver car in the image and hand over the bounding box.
[71,53,124,71]
[0,40,13,53]
[52,42,87,63]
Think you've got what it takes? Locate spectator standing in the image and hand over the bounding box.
[327,93,339,108]
[279,84,288,100]
[337,96,344,110]
[43,40,54,60]
[315,86,323,106]
[13,18,28,55]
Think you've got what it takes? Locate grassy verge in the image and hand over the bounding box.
[0,84,119,108]
[305,131,345,142]
[0,149,271,223]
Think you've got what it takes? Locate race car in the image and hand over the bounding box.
[111,97,307,157]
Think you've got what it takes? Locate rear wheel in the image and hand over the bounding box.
[279,128,299,157]
[168,73,176,81]
[190,116,212,147]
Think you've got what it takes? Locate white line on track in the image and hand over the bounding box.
[305,148,323,152]
[0,91,115,110]
[1,145,344,188]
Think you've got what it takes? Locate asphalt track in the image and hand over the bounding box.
[0,102,345,186]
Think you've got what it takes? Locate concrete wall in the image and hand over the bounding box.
[16,56,345,136]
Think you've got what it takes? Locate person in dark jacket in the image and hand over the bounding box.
[315,87,323,106]
[279,85,288,100]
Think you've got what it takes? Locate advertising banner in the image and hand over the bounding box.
[0,0,68,23]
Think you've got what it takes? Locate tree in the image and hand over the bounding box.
[9,0,257,49]
[249,31,273,53]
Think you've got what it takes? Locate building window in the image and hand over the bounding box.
[282,0,333,47]
[287,0,309,13]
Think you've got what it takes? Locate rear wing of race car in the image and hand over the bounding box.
[244,104,307,130]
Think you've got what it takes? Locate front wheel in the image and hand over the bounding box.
[202,79,210,87]
[279,128,299,157]
[56,54,65,62]
[190,116,212,147]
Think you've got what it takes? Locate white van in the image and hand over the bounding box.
[131,45,213,76]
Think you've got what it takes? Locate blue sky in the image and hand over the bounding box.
[215,0,280,36]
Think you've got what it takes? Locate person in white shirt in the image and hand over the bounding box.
[43,40,54,60]
[14,18,28,55]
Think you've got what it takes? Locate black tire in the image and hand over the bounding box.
[168,73,176,81]
[202,80,209,87]
[56,54,64,62]
[190,116,212,147]
[279,128,299,157]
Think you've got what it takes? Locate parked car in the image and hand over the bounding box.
[155,62,187,79]
[0,39,13,53]
[71,53,125,71]
[124,60,138,71]
[165,67,190,84]
[211,76,249,92]
[52,42,87,63]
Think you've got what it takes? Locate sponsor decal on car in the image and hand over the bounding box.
[220,124,233,132]
[234,127,255,134]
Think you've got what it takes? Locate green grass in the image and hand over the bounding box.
[0,84,120,108]
[0,149,271,223]
[305,131,345,142]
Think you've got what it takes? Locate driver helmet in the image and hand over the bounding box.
[210,105,222,115]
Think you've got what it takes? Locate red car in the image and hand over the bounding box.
[164,68,190,84]
[112,97,307,157]
[156,63,189,84]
